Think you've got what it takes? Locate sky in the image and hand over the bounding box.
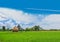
[0,0,60,29]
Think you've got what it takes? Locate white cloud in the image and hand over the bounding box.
[0,8,40,23]
[0,13,8,21]
[0,7,60,29]
[26,8,60,12]
[0,7,43,28]
[40,14,60,29]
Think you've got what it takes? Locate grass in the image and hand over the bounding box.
[0,31,60,42]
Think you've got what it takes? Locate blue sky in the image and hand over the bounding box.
[0,0,60,29]
[0,0,59,9]
[0,0,60,14]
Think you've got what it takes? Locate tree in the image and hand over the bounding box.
[34,25,39,31]
[2,26,6,31]
[25,28,30,31]
[32,25,43,31]
[7,28,9,31]
[17,24,22,31]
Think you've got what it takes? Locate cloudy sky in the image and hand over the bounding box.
[0,0,60,29]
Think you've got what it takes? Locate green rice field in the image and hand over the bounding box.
[0,31,60,42]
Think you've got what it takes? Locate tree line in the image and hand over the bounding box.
[0,24,60,32]
[0,24,43,31]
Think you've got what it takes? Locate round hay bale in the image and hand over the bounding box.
[12,26,19,32]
